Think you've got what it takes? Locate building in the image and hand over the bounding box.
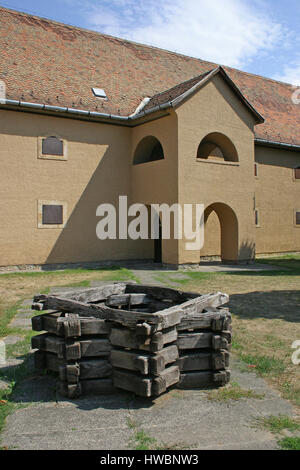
[0,6,299,268]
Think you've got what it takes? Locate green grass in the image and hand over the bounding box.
[206,382,265,401]
[255,415,300,434]
[0,302,23,338]
[278,437,300,450]
[239,353,285,376]
[132,430,156,450]
[0,265,135,279]
[256,254,300,275]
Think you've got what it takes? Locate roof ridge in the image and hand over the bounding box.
[0,5,296,89]
[149,70,213,99]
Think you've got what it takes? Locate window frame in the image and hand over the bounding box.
[38,200,67,229]
[38,136,68,161]
[295,210,300,228]
[255,209,260,227]
[294,167,300,181]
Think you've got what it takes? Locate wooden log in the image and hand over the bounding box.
[113,369,152,397]
[32,334,111,359]
[110,349,150,374]
[177,332,230,351]
[178,350,230,372]
[178,309,231,332]
[110,327,177,352]
[52,284,127,303]
[105,293,152,307]
[32,311,111,337]
[33,294,181,329]
[152,365,180,396]
[153,293,229,330]
[150,345,179,375]
[59,359,112,383]
[124,283,198,302]
[59,378,114,398]
[110,344,179,375]
[178,369,230,389]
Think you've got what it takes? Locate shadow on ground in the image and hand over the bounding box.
[228,290,300,323]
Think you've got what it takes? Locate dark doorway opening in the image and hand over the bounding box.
[154,218,162,263]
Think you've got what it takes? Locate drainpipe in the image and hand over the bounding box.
[129,97,151,118]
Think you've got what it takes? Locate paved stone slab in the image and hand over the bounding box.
[1,358,296,450]
[0,358,24,373]
[8,317,32,330]
[0,379,10,391]
[3,335,24,346]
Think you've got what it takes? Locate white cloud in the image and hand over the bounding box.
[83,0,284,68]
[273,62,300,86]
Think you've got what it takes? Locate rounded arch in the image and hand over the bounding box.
[197,132,238,162]
[133,136,164,165]
[203,202,238,263]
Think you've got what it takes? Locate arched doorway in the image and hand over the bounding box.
[202,203,238,263]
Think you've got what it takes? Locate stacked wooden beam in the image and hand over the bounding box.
[32,312,113,398]
[177,306,231,389]
[31,283,231,398]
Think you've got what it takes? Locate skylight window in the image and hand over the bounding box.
[92,88,107,99]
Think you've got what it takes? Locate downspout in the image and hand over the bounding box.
[129,97,151,118]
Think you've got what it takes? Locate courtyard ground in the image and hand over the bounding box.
[0,257,299,450]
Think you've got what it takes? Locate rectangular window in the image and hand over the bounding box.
[42,136,63,156]
[255,209,259,226]
[42,205,63,225]
[296,212,300,226]
[295,168,300,180]
[254,163,258,177]
[38,136,67,160]
[38,200,67,228]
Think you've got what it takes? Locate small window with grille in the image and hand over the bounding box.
[38,200,67,228]
[295,168,300,180]
[38,136,67,160]
[296,211,300,226]
[42,205,63,225]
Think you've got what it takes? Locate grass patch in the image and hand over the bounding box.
[0,266,139,339]
[239,354,285,376]
[153,258,300,409]
[206,382,265,401]
[132,430,156,450]
[278,437,300,450]
[255,414,300,434]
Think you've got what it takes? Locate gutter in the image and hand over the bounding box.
[2,98,172,124]
[1,66,265,125]
[255,138,300,152]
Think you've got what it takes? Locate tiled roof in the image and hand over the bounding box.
[0,7,299,145]
[143,71,212,110]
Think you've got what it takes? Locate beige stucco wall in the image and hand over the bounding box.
[130,112,179,264]
[0,109,145,266]
[176,74,257,264]
[255,145,300,254]
[1,82,299,268]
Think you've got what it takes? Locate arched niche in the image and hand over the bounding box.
[197,132,238,162]
[133,136,164,165]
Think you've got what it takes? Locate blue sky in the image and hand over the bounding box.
[1,0,300,84]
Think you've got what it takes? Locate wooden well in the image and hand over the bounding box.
[31,283,231,398]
